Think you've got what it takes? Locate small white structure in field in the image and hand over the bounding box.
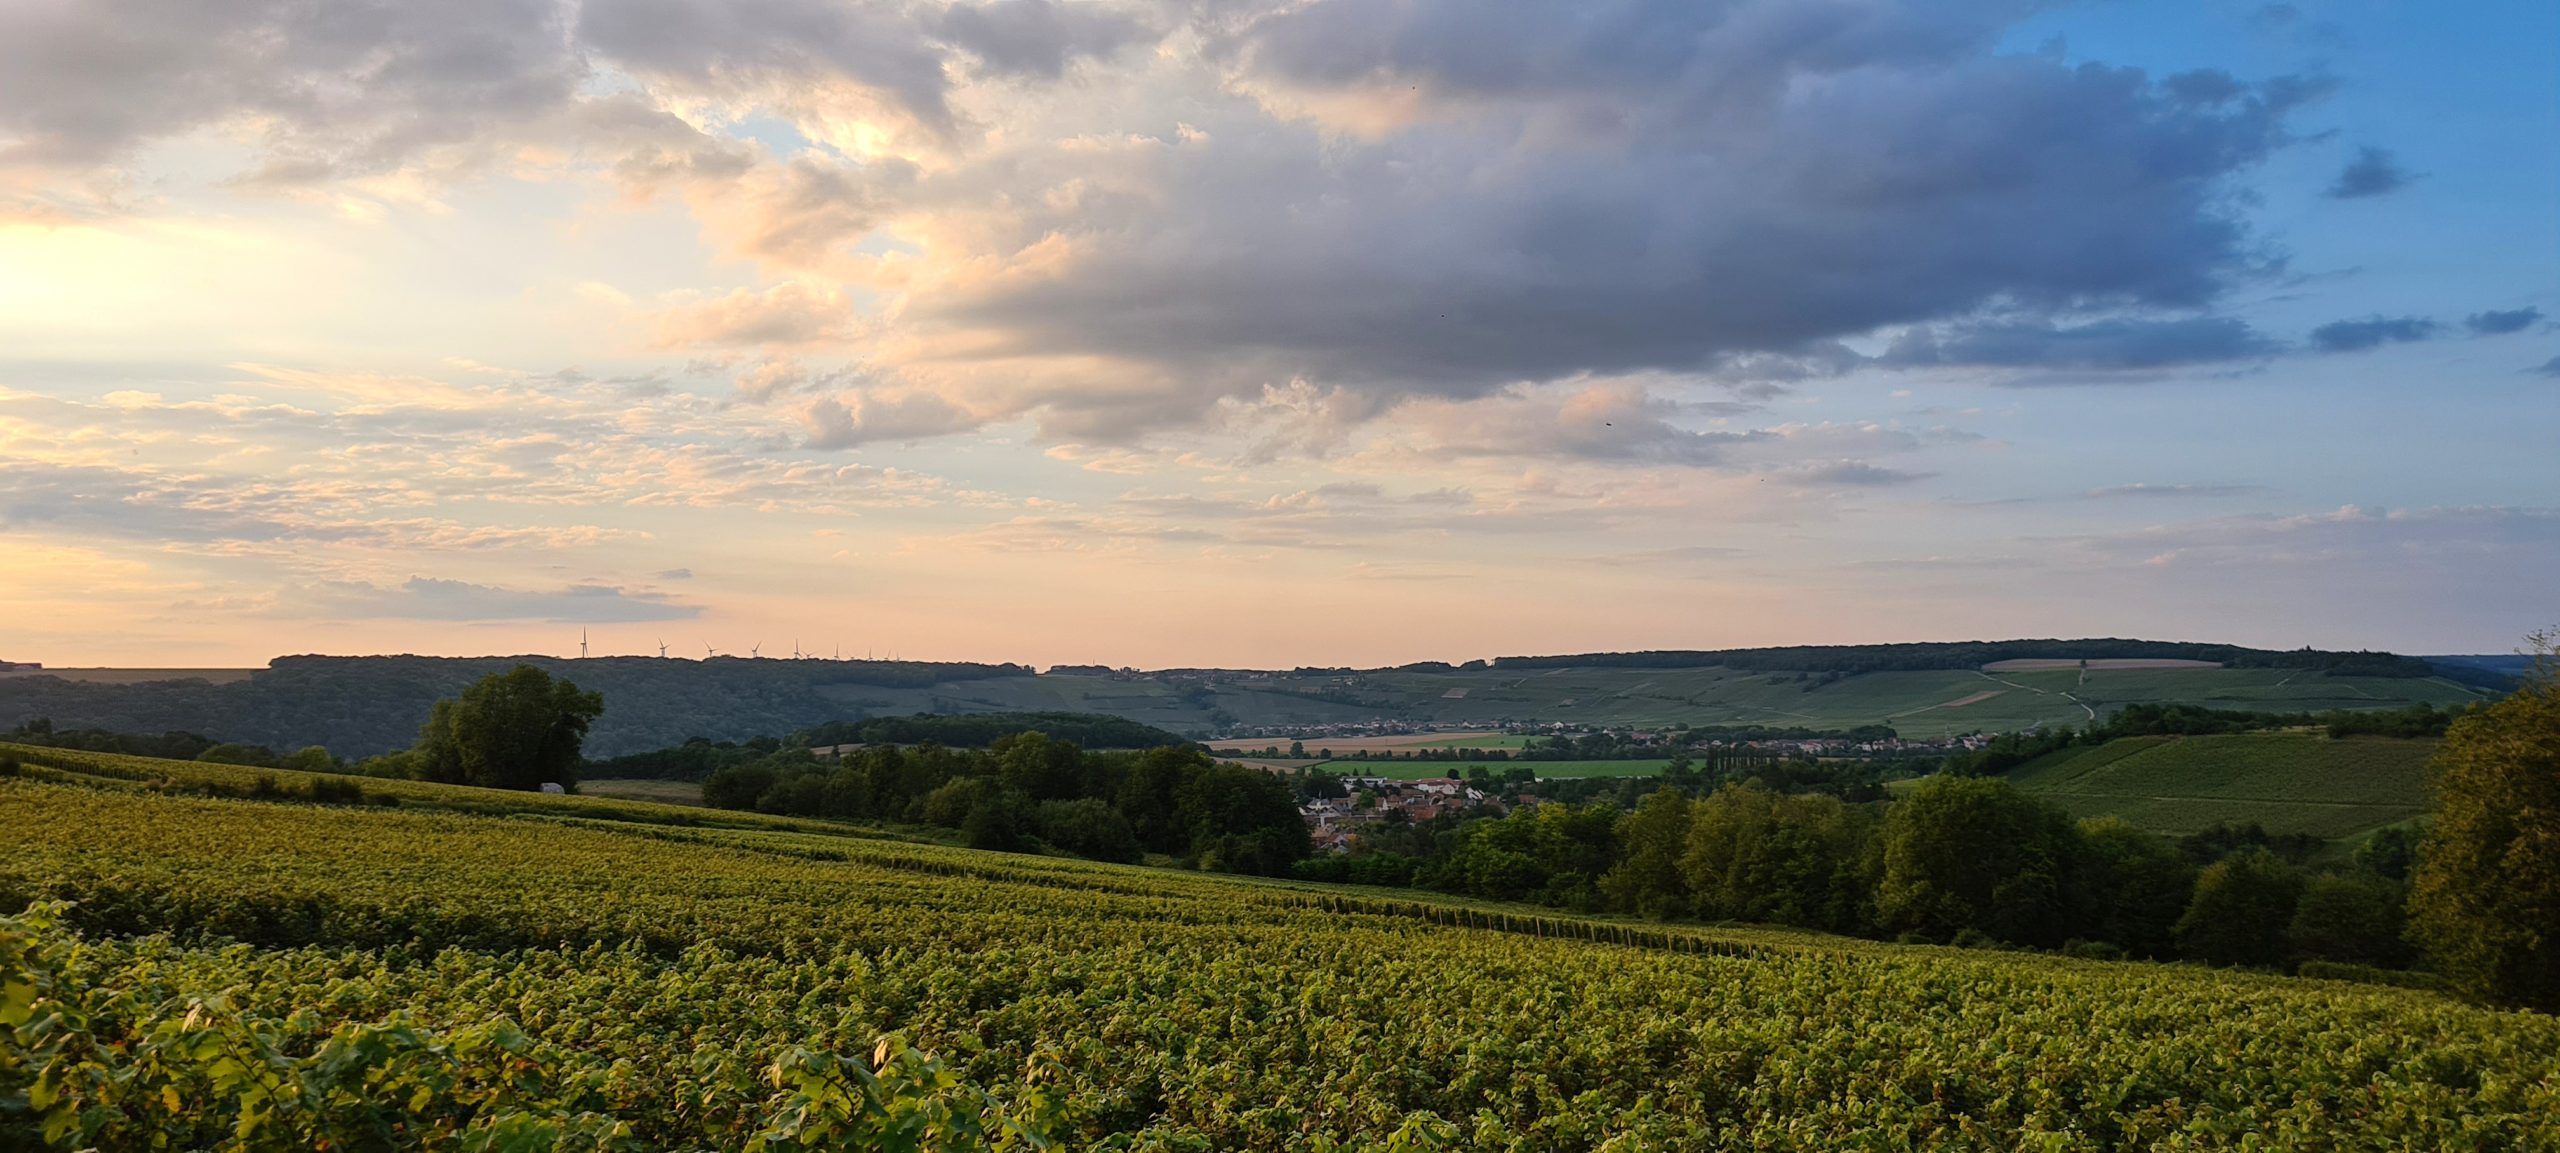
[540,782,566,795]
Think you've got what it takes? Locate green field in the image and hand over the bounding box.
[2007,733,2437,839]
[1324,758,1677,780]
[3,744,2554,1149]
[2,657,2491,755]
[577,776,713,806]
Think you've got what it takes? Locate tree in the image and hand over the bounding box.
[2409,634,2560,1010]
[1600,787,1695,919]
[2289,872,2412,969]
[2174,849,2301,968]
[414,664,605,790]
[1681,783,1877,934]
[2077,818,2194,959]
[1876,775,2086,946]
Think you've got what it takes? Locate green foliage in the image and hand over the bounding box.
[1677,784,1877,934]
[5,767,2560,1150]
[2175,850,2303,969]
[415,665,605,791]
[1877,776,2086,947]
[2076,818,2193,960]
[0,905,1063,1153]
[2288,872,2413,970]
[2409,651,2560,1012]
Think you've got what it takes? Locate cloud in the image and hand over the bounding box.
[2464,307,2543,336]
[2053,505,2560,572]
[1394,383,1757,464]
[654,282,863,349]
[1787,461,1932,487]
[937,1,1158,80]
[0,0,583,180]
[2083,483,2266,499]
[2310,315,2438,353]
[872,4,2321,439]
[1883,316,2279,373]
[2325,146,2412,199]
[802,389,984,448]
[655,567,695,580]
[312,576,703,622]
[2532,356,2560,378]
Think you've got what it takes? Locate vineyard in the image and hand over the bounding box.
[5,745,2558,1150]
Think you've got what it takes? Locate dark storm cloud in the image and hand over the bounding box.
[2325,146,2412,199]
[1882,317,2279,372]
[2464,307,2543,336]
[2310,315,2439,353]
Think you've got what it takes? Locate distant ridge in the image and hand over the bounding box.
[1482,639,2435,677]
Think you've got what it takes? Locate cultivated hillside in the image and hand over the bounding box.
[0,642,2496,756]
[1,747,2552,1148]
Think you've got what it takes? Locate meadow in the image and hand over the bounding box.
[5,743,2558,1150]
[2006,733,2436,840]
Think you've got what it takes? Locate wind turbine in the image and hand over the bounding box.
[579,629,588,659]
[657,639,668,659]
[705,643,718,659]
[750,642,762,659]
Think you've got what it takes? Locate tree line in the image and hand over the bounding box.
[697,733,1310,876]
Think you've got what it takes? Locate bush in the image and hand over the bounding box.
[2063,939,2126,962]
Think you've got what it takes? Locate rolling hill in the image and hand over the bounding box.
[0,642,2497,757]
[2004,732,2437,840]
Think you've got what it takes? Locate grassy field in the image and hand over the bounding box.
[2007,733,2437,839]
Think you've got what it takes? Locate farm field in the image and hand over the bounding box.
[2007,733,2437,839]
[3,745,2555,1150]
[0,656,2493,757]
[1325,758,1679,780]
[576,776,711,806]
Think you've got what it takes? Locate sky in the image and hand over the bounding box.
[0,0,2553,670]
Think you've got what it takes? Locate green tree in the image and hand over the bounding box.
[279,745,335,773]
[2288,872,2412,969]
[414,664,605,791]
[1600,787,1696,919]
[2077,818,2194,959]
[2408,636,2560,1010]
[1875,775,2086,946]
[1681,783,1878,934]
[2174,849,2301,968]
